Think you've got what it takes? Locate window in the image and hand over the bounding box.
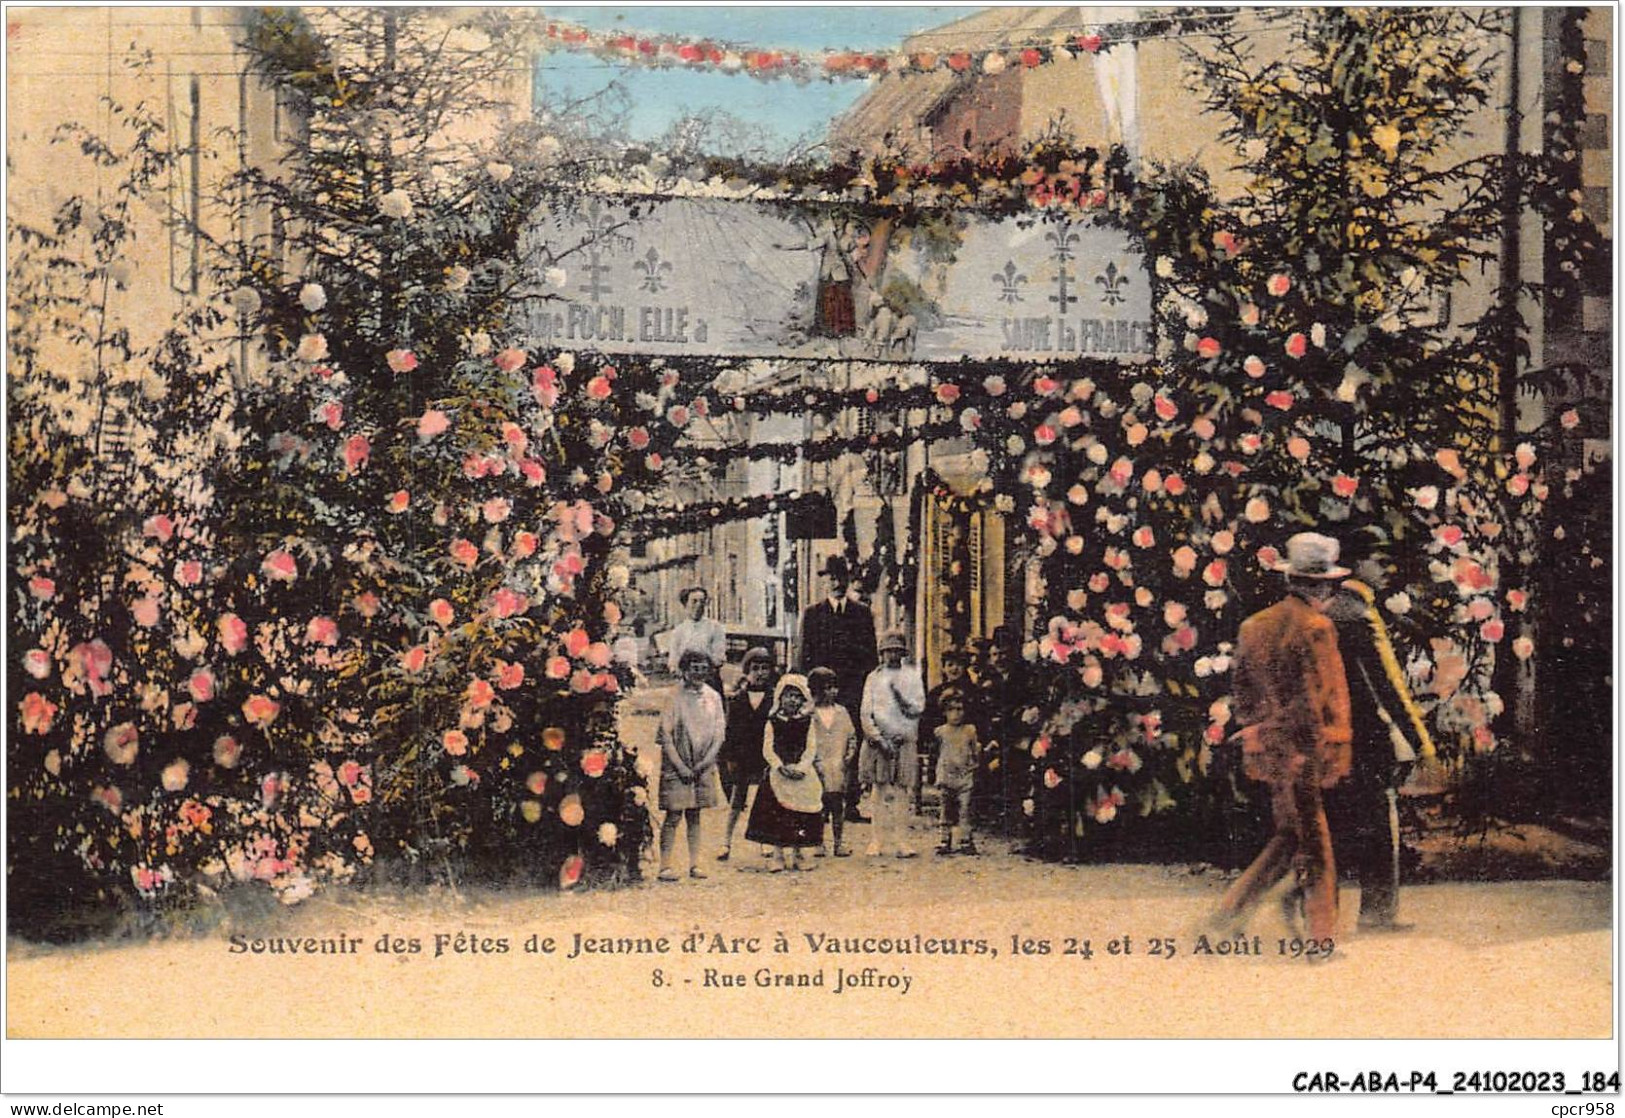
[168,71,201,294]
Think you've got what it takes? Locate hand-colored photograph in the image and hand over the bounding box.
[5,4,1614,1063]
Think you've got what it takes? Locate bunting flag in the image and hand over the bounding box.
[540,18,1112,82]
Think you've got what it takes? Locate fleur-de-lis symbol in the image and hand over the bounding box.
[993,260,1029,304]
[1095,261,1129,307]
[1044,225,1081,261]
[633,246,673,293]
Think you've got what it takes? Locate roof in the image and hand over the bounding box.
[828,69,962,156]
[829,6,1131,154]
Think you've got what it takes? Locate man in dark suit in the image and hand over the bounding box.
[798,556,878,822]
[1319,566,1436,931]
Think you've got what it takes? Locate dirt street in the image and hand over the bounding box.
[5,688,1612,1041]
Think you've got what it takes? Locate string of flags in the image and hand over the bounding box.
[539,18,1114,82]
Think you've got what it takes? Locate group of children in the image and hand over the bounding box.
[654,631,991,881]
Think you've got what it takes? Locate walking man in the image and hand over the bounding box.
[1212,532,1353,944]
[1320,564,1436,931]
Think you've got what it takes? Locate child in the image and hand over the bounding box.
[717,647,776,862]
[860,629,926,858]
[918,646,982,809]
[933,690,981,856]
[806,666,858,857]
[745,675,825,871]
[655,649,726,882]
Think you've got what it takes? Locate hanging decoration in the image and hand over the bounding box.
[540,19,1118,83]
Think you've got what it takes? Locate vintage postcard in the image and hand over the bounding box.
[3,2,1617,1094]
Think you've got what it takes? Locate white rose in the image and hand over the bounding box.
[230,286,262,316]
[378,189,414,220]
[298,283,327,312]
[1385,592,1412,615]
[467,331,493,356]
[487,161,514,183]
[544,266,568,288]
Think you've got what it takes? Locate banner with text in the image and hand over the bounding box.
[523,199,1151,362]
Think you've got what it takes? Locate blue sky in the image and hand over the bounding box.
[536,6,966,154]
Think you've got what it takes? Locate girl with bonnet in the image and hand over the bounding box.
[744,674,825,872]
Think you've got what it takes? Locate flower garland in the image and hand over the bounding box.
[539,18,1121,83]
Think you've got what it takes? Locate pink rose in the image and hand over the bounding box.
[466,678,495,709]
[531,365,558,407]
[512,531,539,559]
[343,434,371,473]
[242,694,281,729]
[1331,474,1359,499]
[1505,588,1529,613]
[491,587,528,619]
[1243,355,1266,379]
[442,730,469,756]
[559,853,585,889]
[401,645,428,673]
[495,348,528,374]
[1203,559,1228,587]
[1265,390,1294,411]
[317,401,344,431]
[1034,422,1058,446]
[20,692,57,735]
[354,592,381,619]
[450,539,479,569]
[558,795,585,827]
[1196,337,1222,359]
[934,383,961,405]
[262,549,299,583]
[1287,436,1311,461]
[546,656,571,680]
[1479,618,1505,643]
[175,560,204,587]
[417,410,450,439]
[496,661,525,690]
[188,669,216,703]
[388,490,410,514]
[586,375,613,400]
[580,750,609,778]
[132,596,161,628]
[213,735,241,768]
[564,628,592,658]
[1435,525,1464,548]
[1266,273,1291,296]
[482,498,512,524]
[103,721,140,764]
[305,616,339,646]
[219,613,250,655]
[430,599,455,626]
[386,348,419,374]
[23,649,50,680]
[1284,333,1307,359]
[1153,394,1178,421]
[143,514,176,542]
[28,576,55,600]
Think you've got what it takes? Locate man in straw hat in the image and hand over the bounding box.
[1210,532,1353,947]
